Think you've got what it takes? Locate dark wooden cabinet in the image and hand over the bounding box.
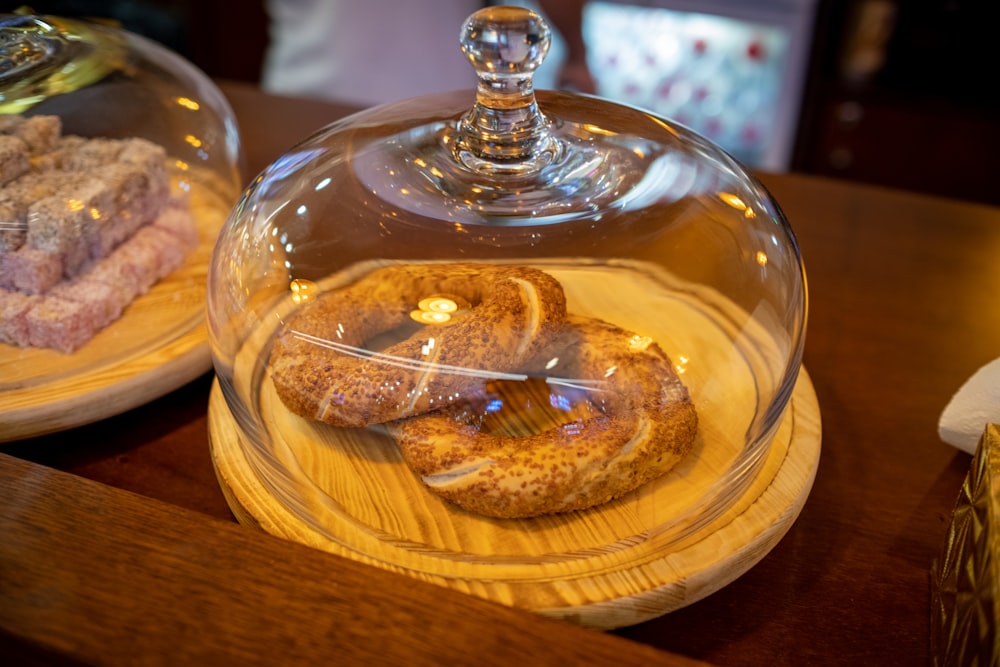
[18,0,269,83]
[792,0,1000,206]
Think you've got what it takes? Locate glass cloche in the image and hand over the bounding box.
[0,13,243,440]
[206,7,813,626]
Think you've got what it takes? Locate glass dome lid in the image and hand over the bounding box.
[0,12,243,440]
[207,5,808,557]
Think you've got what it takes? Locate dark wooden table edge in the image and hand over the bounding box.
[0,452,709,666]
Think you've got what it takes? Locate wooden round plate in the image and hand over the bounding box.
[0,183,232,442]
[209,278,821,631]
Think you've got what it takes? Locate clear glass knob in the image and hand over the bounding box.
[452,6,558,171]
[352,6,671,224]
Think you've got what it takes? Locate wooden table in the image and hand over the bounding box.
[4,80,999,665]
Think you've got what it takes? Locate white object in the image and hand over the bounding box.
[261,0,480,107]
[939,357,1000,454]
[260,0,570,107]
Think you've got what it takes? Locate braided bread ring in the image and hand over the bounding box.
[268,263,567,427]
[392,315,698,518]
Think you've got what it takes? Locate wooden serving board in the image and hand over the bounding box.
[209,370,819,629]
[0,182,232,442]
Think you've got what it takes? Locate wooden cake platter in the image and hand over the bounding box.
[207,262,822,629]
[209,370,819,629]
[0,184,231,442]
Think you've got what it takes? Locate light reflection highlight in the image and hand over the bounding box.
[675,354,689,375]
[287,330,614,395]
[289,278,318,304]
[719,192,746,209]
[582,123,617,137]
[410,294,470,324]
[414,310,452,324]
[719,191,757,219]
[175,97,200,111]
[290,329,528,381]
[628,335,653,352]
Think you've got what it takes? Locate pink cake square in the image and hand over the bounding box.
[86,224,167,304]
[0,289,34,346]
[5,170,60,202]
[62,239,92,279]
[0,197,27,252]
[86,250,143,308]
[56,137,121,171]
[28,152,59,172]
[112,233,161,293]
[0,254,10,290]
[152,206,199,249]
[132,225,190,278]
[49,277,124,329]
[0,115,22,134]
[26,195,83,254]
[118,138,167,174]
[0,135,29,186]
[26,296,100,353]
[68,177,118,259]
[18,115,61,155]
[102,163,159,244]
[7,245,63,294]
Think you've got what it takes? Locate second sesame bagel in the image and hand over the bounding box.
[392,315,699,518]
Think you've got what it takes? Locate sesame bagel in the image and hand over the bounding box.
[392,315,698,518]
[268,263,567,427]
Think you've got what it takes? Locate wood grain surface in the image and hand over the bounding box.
[0,452,706,667]
[211,368,819,628]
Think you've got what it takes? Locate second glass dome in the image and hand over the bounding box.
[208,6,807,564]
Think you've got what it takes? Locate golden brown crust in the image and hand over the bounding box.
[392,315,698,518]
[268,263,568,427]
